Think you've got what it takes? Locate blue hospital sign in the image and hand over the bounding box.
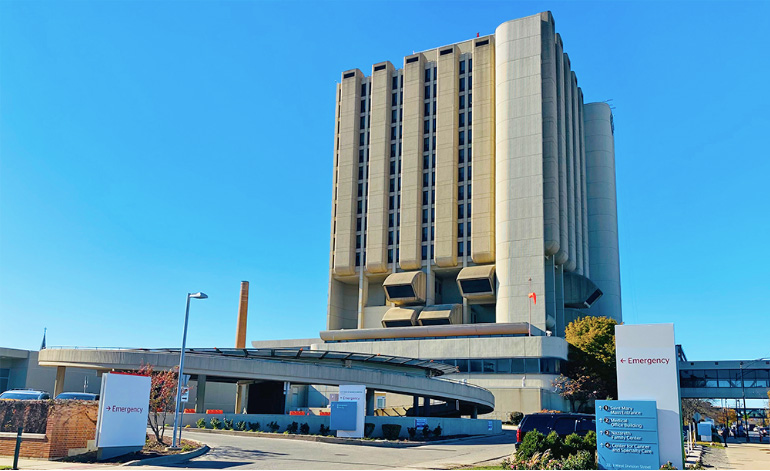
[596,400,660,470]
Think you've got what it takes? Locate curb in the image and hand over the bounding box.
[182,428,502,448]
[122,445,210,466]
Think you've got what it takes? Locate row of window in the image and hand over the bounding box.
[440,357,562,374]
[679,369,770,389]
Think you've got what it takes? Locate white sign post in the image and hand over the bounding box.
[95,372,152,460]
[615,324,683,469]
[337,385,366,438]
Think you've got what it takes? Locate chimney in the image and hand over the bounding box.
[235,281,249,348]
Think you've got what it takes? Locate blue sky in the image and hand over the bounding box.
[1,1,768,362]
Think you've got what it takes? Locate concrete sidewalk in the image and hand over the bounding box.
[0,456,114,470]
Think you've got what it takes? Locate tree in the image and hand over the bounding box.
[715,407,737,426]
[553,316,618,412]
[137,363,178,444]
[681,398,719,423]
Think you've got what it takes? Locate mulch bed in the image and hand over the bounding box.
[60,437,201,463]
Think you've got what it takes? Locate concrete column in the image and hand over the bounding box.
[283,382,292,414]
[366,389,375,416]
[235,383,248,414]
[471,406,478,419]
[54,366,66,398]
[195,375,207,413]
[412,395,419,416]
[423,396,431,417]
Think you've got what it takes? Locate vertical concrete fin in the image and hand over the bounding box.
[366,61,395,274]
[584,102,622,322]
[434,44,460,268]
[494,14,547,329]
[333,69,364,276]
[399,54,426,270]
[471,36,496,264]
[554,34,568,266]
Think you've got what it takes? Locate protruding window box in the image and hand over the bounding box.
[457,265,495,302]
[381,307,422,327]
[383,271,426,305]
[416,304,462,326]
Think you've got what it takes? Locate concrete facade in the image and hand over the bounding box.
[324,12,621,419]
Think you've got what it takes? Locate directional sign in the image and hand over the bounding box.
[597,400,660,470]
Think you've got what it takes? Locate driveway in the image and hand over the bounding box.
[166,430,517,469]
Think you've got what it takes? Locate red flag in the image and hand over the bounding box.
[528,292,537,304]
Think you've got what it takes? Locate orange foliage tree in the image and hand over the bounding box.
[137,364,178,444]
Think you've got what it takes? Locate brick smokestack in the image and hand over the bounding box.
[235,281,249,348]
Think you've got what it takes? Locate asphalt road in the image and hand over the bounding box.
[166,430,517,469]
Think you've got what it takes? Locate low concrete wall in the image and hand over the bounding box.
[181,413,501,439]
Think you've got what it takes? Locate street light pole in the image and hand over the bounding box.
[171,292,207,449]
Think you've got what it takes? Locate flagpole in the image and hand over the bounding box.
[528,278,532,336]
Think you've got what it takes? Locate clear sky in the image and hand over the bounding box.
[1,1,768,362]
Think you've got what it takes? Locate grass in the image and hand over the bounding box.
[0,466,12,470]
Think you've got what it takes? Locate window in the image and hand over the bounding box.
[525,358,539,373]
[356,235,361,249]
[459,148,465,163]
[458,204,464,219]
[456,359,469,373]
[376,395,386,409]
[359,133,365,146]
[359,149,364,163]
[468,146,472,162]
[389,178,395,193]
[459,77,465,92]
[355,253,360,266]
[554,418,576,435]
[388,231,393,245]
[467,165,472,180]
[388,213,394,228]
[390,161,396,175]
[0,368,9,393]
[424,102,430,116]
[468,129,472,144]
[467,202,471,217]
[421,245,428,260]
[468,59,472,71]
[361,84,367,95]
[357,183,363,197]
[470,360,483,373]
[392,76,398,90]
[389,196,395,210]
[391,127,397,140]
[360,116,366,129]
[459,113,465,127]
[511,358,525,373]
[458,241,464,256]
[361,100,366,112]
[424,120,430,134]
[458,222,464,238]
[423,137,430,152]
[459,167,465,182]
[387,249,393,264]
[458,185,464,201]
[356,217,362,231]
[422,227,428,242]
[424,68,431,82]
[357,200,362,214]
[468,75,472,90]
[391,110,397,123]
[466,240,471,254]
[459,131,465,146]
[468,93,472,107]
[496,359,511,374]
[459,95,465,109]
[425,85,430,98]
[483,359,495,373]
[422,208,429,222]
[391,93,397,106]
[422,173,429,188]
[459,60,466,74]
[467,221,471,235]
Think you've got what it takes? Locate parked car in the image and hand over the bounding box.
[55,392,99,401]
[516,412,596,443]
[0,389,51,400]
